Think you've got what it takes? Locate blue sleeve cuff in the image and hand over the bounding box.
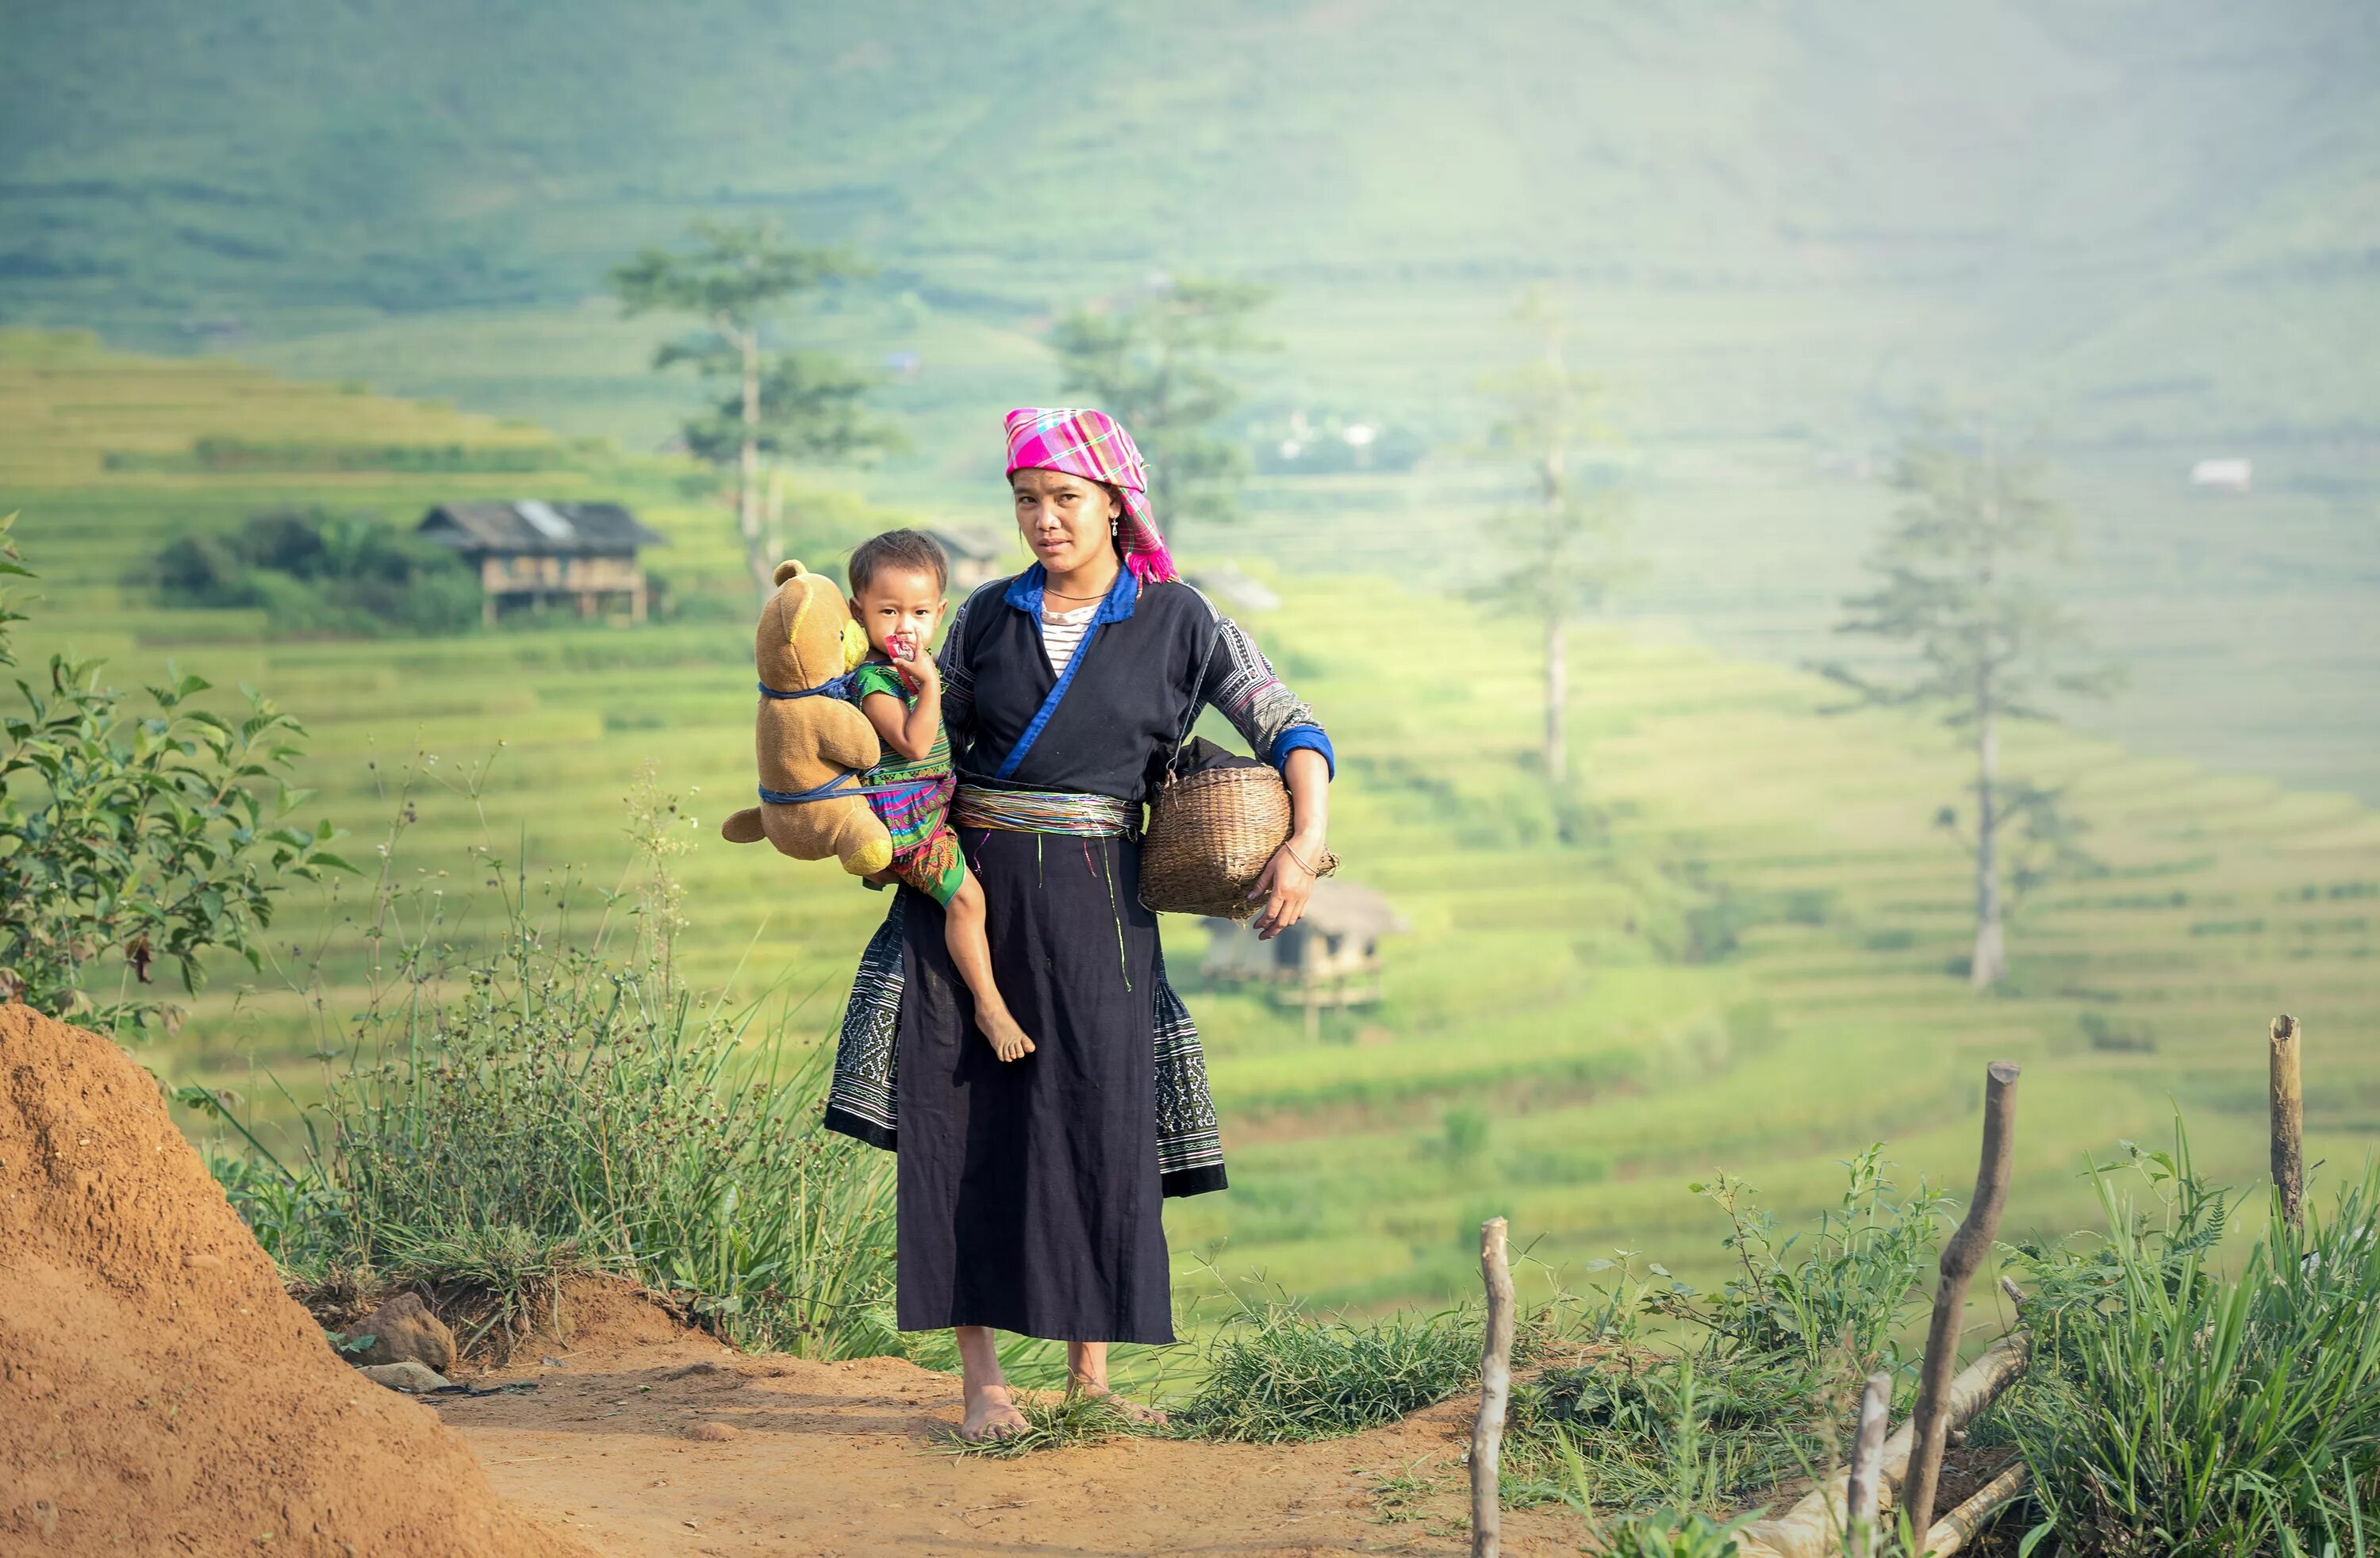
[1270,726,1334,781]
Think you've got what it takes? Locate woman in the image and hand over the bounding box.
[824,407,1333,1438]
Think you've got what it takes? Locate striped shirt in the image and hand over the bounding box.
[1039,601,1098,675]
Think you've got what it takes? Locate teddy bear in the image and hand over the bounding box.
[720,560,895,877]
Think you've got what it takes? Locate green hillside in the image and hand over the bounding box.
[9,333,2374,1315]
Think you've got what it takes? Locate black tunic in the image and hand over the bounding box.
[888,567,1328,1344]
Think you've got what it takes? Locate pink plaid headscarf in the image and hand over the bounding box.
[1003,407,1179,585]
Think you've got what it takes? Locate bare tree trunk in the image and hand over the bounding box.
[1148,346,1176,552]
[764,463,785,570]
[1970,698,2006,990]
[1541,437,1569,787]
[723,314,767,601]
[1544,612,1566,783]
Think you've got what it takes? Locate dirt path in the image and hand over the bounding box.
[435,1298,1584,1556]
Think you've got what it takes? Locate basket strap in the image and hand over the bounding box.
[1164,616,1223,779]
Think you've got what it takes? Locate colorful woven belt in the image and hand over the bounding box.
[952,784,1138,838]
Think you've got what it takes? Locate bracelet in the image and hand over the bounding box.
[1280,842,1320,876]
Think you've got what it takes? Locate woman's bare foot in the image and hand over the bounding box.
[1069,1382,1168,1428]
[959,1382,1029,1441]
[981,1009,1038,1063]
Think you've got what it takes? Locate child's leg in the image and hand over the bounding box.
[940,871,1035,1062]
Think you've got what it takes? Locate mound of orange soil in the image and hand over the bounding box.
[0,1003,587,1557]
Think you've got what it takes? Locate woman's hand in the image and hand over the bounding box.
[1249,835,1323,940]
[1252,746,1330,940]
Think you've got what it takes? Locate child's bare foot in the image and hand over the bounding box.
[981,1010,1038,1063]
[959,1382,1029,1441]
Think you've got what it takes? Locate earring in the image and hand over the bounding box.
[1110,520,1120,536]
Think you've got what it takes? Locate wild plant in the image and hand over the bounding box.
[1658,1142,1951,1374]
[1506,1149,1945,1516]
[188,754,896,1360]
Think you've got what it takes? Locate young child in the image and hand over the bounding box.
[843,529,1036,1063]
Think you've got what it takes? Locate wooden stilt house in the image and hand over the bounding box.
[922,525,1014,595]
[1201,879,1409,1039]
[418,501,666,624]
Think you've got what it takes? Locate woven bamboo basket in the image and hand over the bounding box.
[1138,764,1336,919]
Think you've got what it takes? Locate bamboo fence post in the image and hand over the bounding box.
[1902,1061,2021,1545]
[1843,1371,1892,1558]
[2271,1015,2305,1230]
[1471,1216,1514,1558]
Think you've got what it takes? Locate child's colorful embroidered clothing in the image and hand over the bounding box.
[843,659,965,905]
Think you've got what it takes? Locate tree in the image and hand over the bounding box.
[1470,291,1634,786]
[0,514,351,1036]
[611,220,897,598]
[1825,423,2116,991]
[1049,278,1276,545]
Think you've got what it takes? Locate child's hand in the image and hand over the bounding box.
[895,646,940,693]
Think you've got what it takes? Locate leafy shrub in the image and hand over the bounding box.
[142,508,481,635]
[0,515,350,1034]
[1998,1126,2380,1556]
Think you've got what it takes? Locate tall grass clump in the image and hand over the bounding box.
[1997,1125,2380,1556]
[1168,1283,1497,1443]
[191,758,895,1360]
[1160,1242,1657,1448]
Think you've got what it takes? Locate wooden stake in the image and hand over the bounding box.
[1844,1372,1892,1558]
[1902,1061,2021,1543]
[2271,1015,2305,1230]
[1471,1216,1514,1558]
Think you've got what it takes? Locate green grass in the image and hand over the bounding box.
[9,332,2379,1329]
[1990,1130,2380,1554]
[1167,1287,1492,1444]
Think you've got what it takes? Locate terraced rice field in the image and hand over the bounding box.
[8,328,2374,1320]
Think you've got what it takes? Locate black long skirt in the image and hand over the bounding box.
[892,826,1176,1345]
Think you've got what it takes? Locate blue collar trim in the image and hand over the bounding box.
[1003,562,1140,624]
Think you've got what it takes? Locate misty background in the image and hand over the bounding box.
[6,0,2376,797]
